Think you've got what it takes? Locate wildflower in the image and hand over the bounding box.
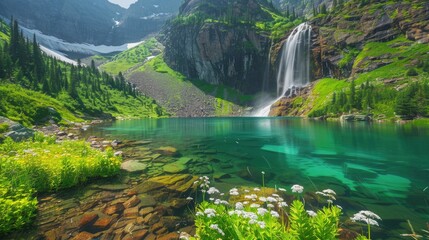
[209,198,215,201]
[207,187,220,195]
[351,210,381,226]
[258,221,266,229]
[250,203,260,208]
[278,201,288,207]
[270,210,280,218]
[259,197,267,202]
[272,193,280,197]
[327,199,333,204]
[266,196,277,202]
[322,189,336,195]
[278,188,287,192]
[214,199,228,205]
[261,171,265,175]
[229,188,239,196]
[204,208,217,218]
[235,202,244,210]
[244,189,250,193]
[245,194,257,200]
[254,187,261,191]
[196,211,204,216]
[307,210,317,217]
[336,205,343,209]
[186,197,193,201]
[291,184,304,193]
[257,208,268,216]
[267,203,275,208]
[210,224,225,236]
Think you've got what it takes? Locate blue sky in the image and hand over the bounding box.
[108,0,138,8]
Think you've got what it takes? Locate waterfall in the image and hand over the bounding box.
[255,23,312,117]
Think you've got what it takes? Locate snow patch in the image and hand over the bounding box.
[20,25,143,56]
[40,46,78,66]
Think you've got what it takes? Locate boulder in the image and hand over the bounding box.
[79,213,98,228]
[156,146,179,156]
[0,117,34,141]
[131,174,198,196]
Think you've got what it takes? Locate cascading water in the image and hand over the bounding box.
[255,23,312,117]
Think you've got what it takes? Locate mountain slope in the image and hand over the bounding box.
[0,0,182,45]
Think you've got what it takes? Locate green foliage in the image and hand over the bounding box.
[192,190,349,240]
[0,20,167,123]
[395,81,429,118]
[0,124,8,134]
[406,68,418,76]
[101,38,160,75]
[0,133,122,234]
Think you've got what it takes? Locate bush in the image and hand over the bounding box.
[406,68,418,76]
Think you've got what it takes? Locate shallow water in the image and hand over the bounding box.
[85,117,429,239]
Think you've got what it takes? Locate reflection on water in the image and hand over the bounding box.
[86,117,429,239]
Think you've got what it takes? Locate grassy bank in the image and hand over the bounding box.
[0,134,122,234]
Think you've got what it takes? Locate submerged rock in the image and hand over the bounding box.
[156,146,179,156]
[121,161,148,173]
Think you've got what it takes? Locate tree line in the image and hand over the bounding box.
[0,19,139,112]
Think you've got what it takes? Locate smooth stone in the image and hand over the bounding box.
[131,174,198,195]
[156,146,179,156]
[139,207,155,216]
[95,184,128,191]
[138,194,157,207]
[72,232,94,240]
[79,213,98,228]
[124,206,139,218]
[123,229,149,240]
[92,217,113,230]
[121,161,148,173]
[157,232,180,240]
[160,216,181,231]
[123,195,141,208]
[104,204,124,215]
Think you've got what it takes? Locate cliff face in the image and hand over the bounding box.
[269,0,429,117]
[162,0,273,94]
[310,0,429,80]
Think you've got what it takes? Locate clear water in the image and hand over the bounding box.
[86,117,429,239]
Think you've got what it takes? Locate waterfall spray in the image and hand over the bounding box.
[255,23,312,117]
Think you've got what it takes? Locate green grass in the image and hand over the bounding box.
[141,56,253,114]
[0,133,122,234]
[0,84,82,126]
[101,38,159,75]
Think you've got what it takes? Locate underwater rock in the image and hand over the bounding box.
[156,146,179,156]
[72,231,94,240]
[79,213,98,228]
[104,203,124,215]
[92,217,113,231]
[121,161,148,173]
[123,195,141,208]
[163,157,193,173]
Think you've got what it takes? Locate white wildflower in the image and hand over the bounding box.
[266,196,277,203]
[270,210,280,218]
[257,208,268,216]
[336,205,343,210]
[261,171,265,174]
[196,211,204,216]
[350,210,381,226]
[235,202,244,210]
[278,201,288,207]
[207,187,220,195]
[327,199,333,204]
[204,208,216,218]
[291,184,304,193]
[259,197,267,202]
[267,203,275,208]
[278,188,287,192]
[258,221,266,229]
[253,187,261,191]
[272,193,280,197]
[307,210,317,217]
[244,189,250,193]
[250,203,260,208]
[229,188,239,196]
[210,224,225,236]
[209,198,215,201]
[186,197,193,201]
[322,189,337,195]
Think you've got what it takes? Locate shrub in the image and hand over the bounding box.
[406,68,418,76]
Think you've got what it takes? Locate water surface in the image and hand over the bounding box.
[87,117,429,239]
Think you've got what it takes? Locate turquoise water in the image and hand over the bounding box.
[88,117,429,239]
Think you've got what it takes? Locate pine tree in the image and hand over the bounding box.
[348,79,356,109]
[32,34,44,85]
[320,4,327,14]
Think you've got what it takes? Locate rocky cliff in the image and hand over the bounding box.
[161,0,276,94]
[310,0,429,80]
[268,0,429,117]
